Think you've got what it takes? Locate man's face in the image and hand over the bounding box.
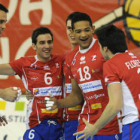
[32,33,53,62]
[73,21,95,50]
[0,10,7,37]
[66,19,78,47]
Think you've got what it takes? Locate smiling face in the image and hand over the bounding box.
[66,19,78,48]
[72,21,95,50]
[32,33,53,62]
[0,10,7,37]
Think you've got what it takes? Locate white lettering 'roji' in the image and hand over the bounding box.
[125,60,140,70]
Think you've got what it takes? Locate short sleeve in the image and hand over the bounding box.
[103,61,121,86]
[9,57,24,78]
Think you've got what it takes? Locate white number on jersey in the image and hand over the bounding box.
[28,129,35,139]
[44,72,52,85]
[78,66,91,82]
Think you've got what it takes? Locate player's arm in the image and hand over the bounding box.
[0,63,15,75]
[0,64,21,102]
[58,78,84,108]
[46,78,84,110]
[0,87,21,102]
[74,82,123,139]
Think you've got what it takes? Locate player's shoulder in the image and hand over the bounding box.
[51,54,65,63]
[17,55,35,62]
[65,46,79,59]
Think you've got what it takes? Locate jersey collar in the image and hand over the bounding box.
[79,38,96,54]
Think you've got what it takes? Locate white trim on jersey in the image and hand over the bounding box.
[22,67,28,90]
[26,100,34,130]
[107,81,120,86]
[121,80,139,125]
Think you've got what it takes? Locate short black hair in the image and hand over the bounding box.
[0,4,8,13]
[66,12,81,24]
[31,27,53,44]
[96,25,128,54]
[71,12,92,30]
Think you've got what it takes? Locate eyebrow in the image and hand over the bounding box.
[74,27,91,31]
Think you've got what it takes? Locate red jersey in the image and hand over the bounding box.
[63,48,83,121]
[9,54,64,129]
[103,51,140,125]
[65,38,122,134]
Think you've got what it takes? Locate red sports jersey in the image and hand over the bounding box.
[9,54,64,129]
[63,48,83,121]
[65,38,122,134]
[103,51,140,125]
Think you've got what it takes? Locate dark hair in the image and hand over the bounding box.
[71,12,92,30]
[66,12,81,24]
[31,27,53,44]
[0,4,8,13]
[96,25,128,54]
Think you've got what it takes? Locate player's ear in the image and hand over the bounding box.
[91,25,95,34]
[103,46,108,52]
[32,43,36,51]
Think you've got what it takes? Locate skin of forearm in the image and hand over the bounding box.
[57,91,84,108]
[93,101,122,131]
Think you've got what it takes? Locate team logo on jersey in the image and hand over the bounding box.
[43,65,50,70]
[31,77,38,81]
[80,56,86,64]
[72,59,76,65]
[33,89,39,95]
[91,69,95,73]
[57,75,60,79]
[30,64,37,69]
[91,55,97,61]
[55,63,60,68]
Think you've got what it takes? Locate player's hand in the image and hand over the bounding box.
[25,90,34,101]
[73,118,97,140]
[44,91,58,111]
[0,114,8,126]
[0,87,21,102]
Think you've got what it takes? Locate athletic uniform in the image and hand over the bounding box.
[63,48,83,140]
[65,38,122,140]
[103,51,140,140]
[9,55,64,140]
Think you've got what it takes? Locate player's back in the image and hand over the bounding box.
[104,51,140,125]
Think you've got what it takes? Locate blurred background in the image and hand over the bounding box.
[0,0,140,139]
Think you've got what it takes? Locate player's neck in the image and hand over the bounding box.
[71,43,78,50]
